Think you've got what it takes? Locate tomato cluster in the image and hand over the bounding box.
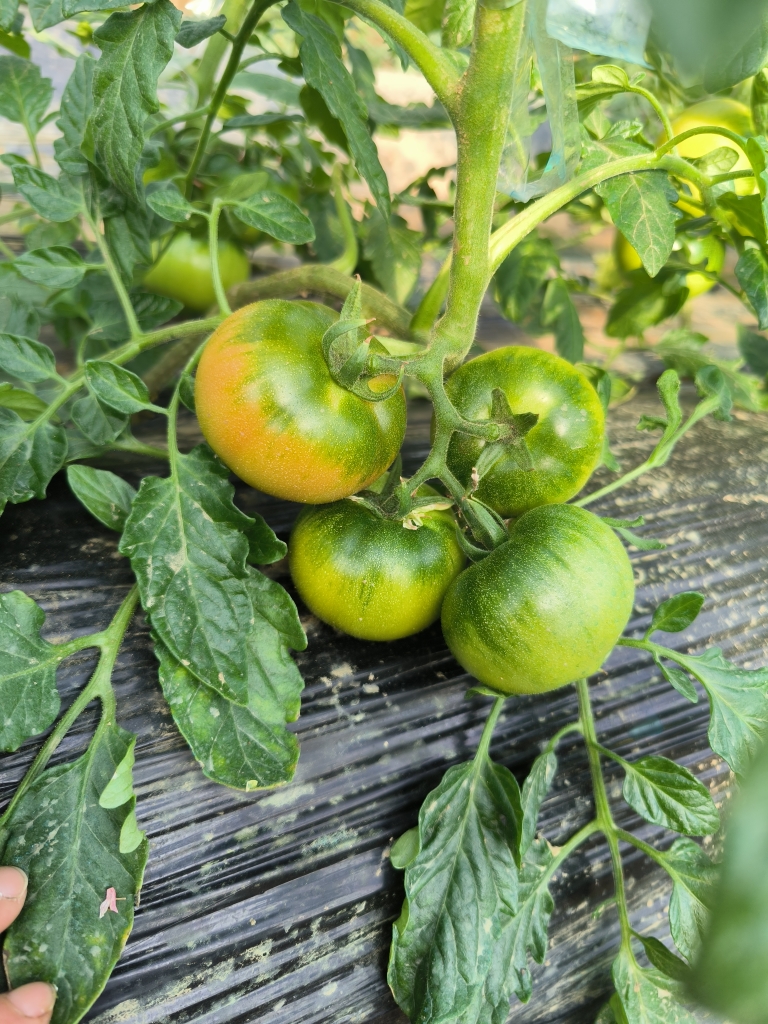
[196,300,635,693]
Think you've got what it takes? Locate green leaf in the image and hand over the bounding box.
[606,275,688,339]
[234,70,302,107]
[0,332,57,382]
[654,654,698,704]
[390,827,420,869]
[0,54,52,135]
[596,171,678,278]
[67,465,136,531]
[650,592,705,634]
[27,0,63,31]
[71,393,128,445]
[11,164,83,222]
[55,53,95,176]
[0,406,31,513]
[620,755,719,836]
[663,646,768,777]
[14,246,86,290]
[155,619,302,790]
[541,277,585,363]
[0,0,19,32]
[657,837,718,961]
[363,212,421,306]
[119,445,296,704]
[691,739,768,1021]
[221,112,303,132]
[493,234,559,323]
[87,0,181,199]
[175,14,226,47]
[2,722,147,1024]
[612,947,696,1024]
[146,185,196,223]
[388,755,522,1023]
[441,0,475,48]
[282,1,390,217]
[735,247,768,330]
[0,382,48,419]
[633,933,691,984]
[520,750,557,855]
[737,324,768,376]
[103,204,152,283]
[404,0,445,32]
[247,569,305,649]
[655,330,760,413]
[232,191,315,244]
[84,359,154,414]
[0,25,30,59]
[22,419,67,500]
[0,590,61,752]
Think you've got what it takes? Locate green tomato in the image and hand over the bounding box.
[142,232,249,312]
[288,497,466,641]
[444,346,605,518]
[441,504,634,694]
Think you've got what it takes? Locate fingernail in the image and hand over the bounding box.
[7,982,57,1017]
[0,867,27,900]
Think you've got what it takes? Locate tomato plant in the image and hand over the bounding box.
[2,0,768,1021]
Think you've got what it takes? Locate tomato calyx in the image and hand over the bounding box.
[351,459,454,527]
[466,387,539,480]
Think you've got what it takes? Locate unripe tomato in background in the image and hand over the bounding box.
[289,496,465,641]
[444,346,604,518]
[195,299,407,503]
[441,504,635,695]
[143,232,249,312]
[615,231,725,298]
[671,99,754,212]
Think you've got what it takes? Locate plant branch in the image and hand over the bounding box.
[328,166,359,276]
[149,105,211,136]
[329,0,461,117]
[208,200,231,315]
[83,210,143,341]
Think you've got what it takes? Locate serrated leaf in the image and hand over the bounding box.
[71,393,128,445]
[232,191,315,244]
[612,947,696,1024]
[55,52,95,176]
[0,590,61,752]
[650,592,705,634]
[657,837,718,961]
[0,54,52,135]
[664,646,768,777]
[735,247,768,330]
[388,755,522,1023]
[146,185,195,223]
[85,359,153,414]
[67,464,136,532]
[175,14,225,47]
[11,164,83,222]
[596,170,678,278]
[621,755,719,836]
[0,382,48,419]
[155,615,303,790]
[2,722,147,1024]
[14,246,86,290]
[0,332,57,382]
[119,445,290,704]
[282,1,390,217]
[633,934,691,984]
[87,0,181,199]
[520,750,557,855]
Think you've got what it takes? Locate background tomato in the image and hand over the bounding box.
[615,231,725,297]
[671,99,754,211]
[143,232,249,312]
[441,504,635,695]
[444,347,604,518]
[289,496,466,641]
[195,300,407,503]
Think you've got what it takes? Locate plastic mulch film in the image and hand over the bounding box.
[498,0,581,202]
[546,0,652,66]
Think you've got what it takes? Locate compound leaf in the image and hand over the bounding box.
[612,947,696,1024]
[84,359,154,414]
[621,755,719,836]
[0,590,61,752]
[596,171,678,278]
[0,54,52,135]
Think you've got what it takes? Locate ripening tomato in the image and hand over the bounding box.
[289,495,465,641]
[444,346,604,518]
[441,504,635,694]
[615,231,725,298]
[195,299,407,503]
[142,232,249,312]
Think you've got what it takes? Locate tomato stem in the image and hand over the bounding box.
[208,200,232,317]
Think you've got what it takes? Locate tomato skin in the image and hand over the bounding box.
[671,99,754,209]
[289,499,466,641]
[441,504,634,694]
[444,347,604,518]
[143,232,249,312]
[195,300,407,503]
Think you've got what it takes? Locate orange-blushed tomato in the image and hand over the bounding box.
[195,299,407,503]
[441,504,635,694]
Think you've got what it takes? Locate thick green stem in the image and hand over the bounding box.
[577,679,633,952]
[185,0,278,196]
[433,2,526,370]
[330,0,461,117]
[0,586,139,832]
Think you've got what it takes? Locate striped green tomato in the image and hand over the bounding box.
[289,497,466,641]
[441,504,634,694]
